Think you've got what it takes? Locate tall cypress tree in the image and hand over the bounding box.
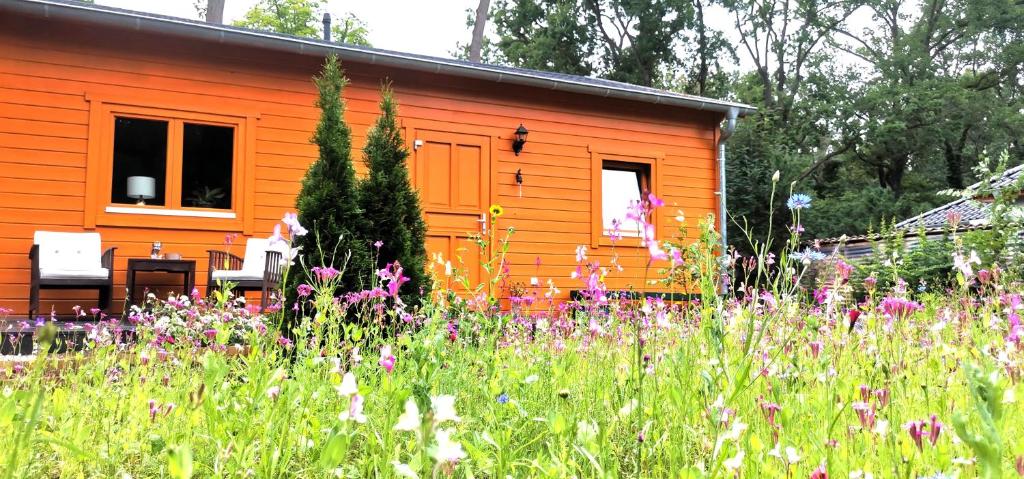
[358,84,430,307]
[292,54,372,298]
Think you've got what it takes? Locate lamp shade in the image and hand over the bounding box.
[126,176,156,201]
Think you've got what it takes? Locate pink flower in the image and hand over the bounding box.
[852,402,875,429]
[379,345,396,373]
[647,193,664,208]
[269,224,285,246]
[873,388,890,409]
[373,240,384,249]
[266,386,281,400]
[297,284,313,298]
[808,340,823,359]
[810,463,828,479]
[928,414,942,446]
[904,420,925,450]
[281,212,307,236]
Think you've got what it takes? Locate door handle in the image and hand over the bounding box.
[478,213,487,235]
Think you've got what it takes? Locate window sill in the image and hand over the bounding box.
[105,206,237,219]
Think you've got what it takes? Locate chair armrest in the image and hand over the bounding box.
[29,244,39,276]
[263,250,284,284]
[207,250,243,272]
[101,247,117,272]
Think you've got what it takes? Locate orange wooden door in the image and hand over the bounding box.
[412,130,491,292]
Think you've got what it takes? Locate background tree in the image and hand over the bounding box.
[357,85,430,308]
[475,0,1022,255]
[234,0,371,45]
[292,55,373,298]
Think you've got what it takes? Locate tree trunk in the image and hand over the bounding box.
[694,0,709,95]
[206,0,225,24]
[469,0,491,63]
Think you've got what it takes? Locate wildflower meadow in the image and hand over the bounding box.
[1,179,1023,479]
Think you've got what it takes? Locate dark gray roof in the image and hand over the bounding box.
[893,198,990,230]
[819,164,1024,245]
[3,0,755,117]
[894,163,1024,231]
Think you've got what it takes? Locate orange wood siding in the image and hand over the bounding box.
[0,14,721,317]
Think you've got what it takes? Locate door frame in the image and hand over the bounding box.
[402,119,497,286]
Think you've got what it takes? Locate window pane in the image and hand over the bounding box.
[602,168,643,236]
[111,117,168,205]
[181,123,234,209]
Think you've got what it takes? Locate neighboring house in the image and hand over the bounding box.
[0,0,754,317]
[819,165,1024,260]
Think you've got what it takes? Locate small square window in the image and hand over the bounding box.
[111,117,168,205]
[602,161,650,237]
[182,123,234,209]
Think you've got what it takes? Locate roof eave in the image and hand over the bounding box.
[6,0,756,117]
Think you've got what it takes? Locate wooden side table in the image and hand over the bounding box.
[127,258,197,306]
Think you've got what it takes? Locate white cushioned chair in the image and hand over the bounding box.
[29,231,116,319]
[206,238,290,310]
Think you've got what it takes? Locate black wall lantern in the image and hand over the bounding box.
[512,124,528,156]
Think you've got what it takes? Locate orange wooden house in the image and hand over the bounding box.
[0,0,753,318]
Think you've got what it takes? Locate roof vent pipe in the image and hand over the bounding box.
[717,107,738,291]
[322,13,331,42]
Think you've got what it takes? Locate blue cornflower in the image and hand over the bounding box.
[497,393,509,404]
[787,193,812,210]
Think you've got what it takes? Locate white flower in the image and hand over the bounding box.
[849,471,874,479]
[391,462,418,479]
[723,449,745,472]
[618,398,638,417]
[429,428,466,463]
[338,394,366,423]
[351,347,363,364]
[336,372,358,397]
[723,419,748,441]
[1002,388,1015,404]
[784,446,801,464]
[431,395,461,424]
[394,398,421,431]
[872,419,889,436]
[523,374,539,384]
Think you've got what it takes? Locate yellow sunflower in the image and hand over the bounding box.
[489,204,504,217]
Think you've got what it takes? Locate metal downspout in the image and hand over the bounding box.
[718,107,738,287]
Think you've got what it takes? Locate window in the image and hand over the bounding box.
[111,117,169,206]
[181,123,234,209]
[84,95,255,232]
[110,116,235,210]
[589,148,661,248]
[602,161,650,237]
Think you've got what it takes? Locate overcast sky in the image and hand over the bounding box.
[97,0,480,58]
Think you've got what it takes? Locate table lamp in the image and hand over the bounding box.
[127,176,156,205]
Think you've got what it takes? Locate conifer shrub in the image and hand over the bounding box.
[291,54,373,303]
[357,84,430,307]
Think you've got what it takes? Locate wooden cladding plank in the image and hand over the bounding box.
[0,147,85,168]
[0,207,82,226]
[0,192,83,211]
[0,117,88,139]
[0,177,85,197]
[0,87,87,111]
[0,102,90,125]
[0,132,86,154]
[0,161,85,182]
